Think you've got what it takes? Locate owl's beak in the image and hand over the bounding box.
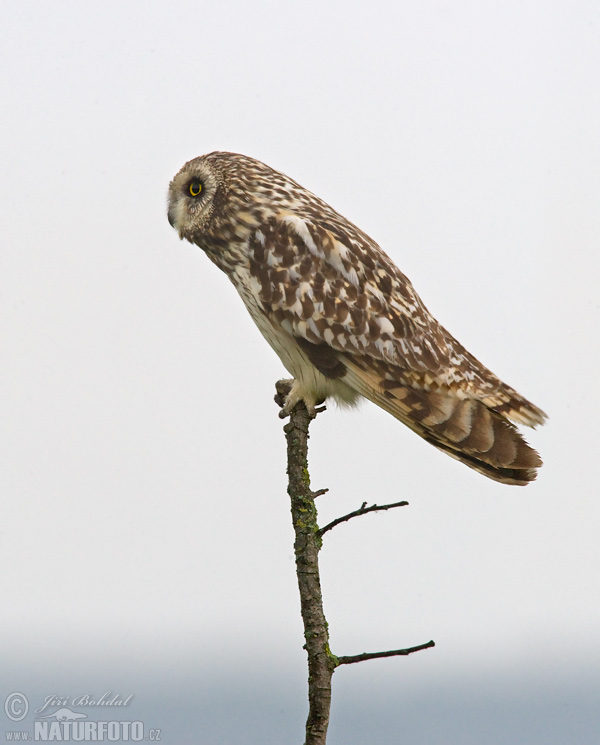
[167,205,176,229]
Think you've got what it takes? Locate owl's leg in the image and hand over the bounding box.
[275,379,325,419]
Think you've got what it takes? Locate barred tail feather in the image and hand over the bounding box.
[343,362,543,486]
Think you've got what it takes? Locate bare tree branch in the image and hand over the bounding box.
[275,378,434,744]
[336,640,435,666]
[276,379,334,745]
[318,500,409,536]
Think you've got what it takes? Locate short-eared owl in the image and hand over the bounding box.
[168,152,546,485]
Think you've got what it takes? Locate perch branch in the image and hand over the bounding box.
[276,379,334,745]
[318,500,409,536]
[275,378,435,744]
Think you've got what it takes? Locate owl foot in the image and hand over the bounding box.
[274,379,326,419]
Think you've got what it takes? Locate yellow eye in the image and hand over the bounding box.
[189,181,203,197]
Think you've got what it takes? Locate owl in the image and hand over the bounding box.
[167,152,546,485]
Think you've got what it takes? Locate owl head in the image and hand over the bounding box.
[167,152,335,254]
[167,152,234,246]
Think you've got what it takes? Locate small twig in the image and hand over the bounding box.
[336,640,435,666]
[318,500,409,536]
[312,488,329,499]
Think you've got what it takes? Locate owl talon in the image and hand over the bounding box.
[274,379,294,413]
[274,379,324,419]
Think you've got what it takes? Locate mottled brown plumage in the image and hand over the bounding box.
[168,152,546,485]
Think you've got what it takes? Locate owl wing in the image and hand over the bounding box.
[249,215,439,366]
[248,217,546,484]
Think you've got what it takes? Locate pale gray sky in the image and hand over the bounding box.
[1,1,599,742]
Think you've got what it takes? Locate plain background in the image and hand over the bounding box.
[1,1,599,742]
